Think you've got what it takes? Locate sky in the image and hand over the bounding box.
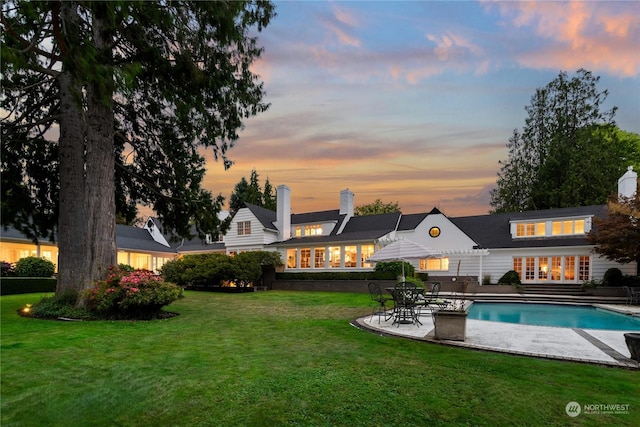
[200,0,640,218]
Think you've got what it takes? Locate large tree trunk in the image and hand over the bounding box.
[56,3,116,304]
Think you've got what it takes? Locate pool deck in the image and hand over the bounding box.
[353,303,640,368]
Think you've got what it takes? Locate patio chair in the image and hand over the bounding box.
[624,286,640,305]
[368,282,393,324]
[416,282,451,316]
[391,282,422,326]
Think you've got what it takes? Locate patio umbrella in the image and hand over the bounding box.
[367,239,443,280]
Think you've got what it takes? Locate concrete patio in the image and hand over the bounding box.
[353,303,640,368]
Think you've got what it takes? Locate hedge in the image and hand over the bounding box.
[275,271,429,281]
[0,277,57,295]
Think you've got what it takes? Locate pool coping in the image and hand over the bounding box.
[352,304,640,369]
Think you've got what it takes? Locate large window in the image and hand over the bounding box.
[361,245,374,268]
[238,221,251,236]
[329,246,341,268]
[516,222,545,237]
[287,249,297,268]
[344,246,357,268]
[552,219,585,236]
[420,258,449,271]
[314,248,325,268]
[300,249,311,268]
[513,255,589,283]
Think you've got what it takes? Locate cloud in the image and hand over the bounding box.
[482,0,640,76]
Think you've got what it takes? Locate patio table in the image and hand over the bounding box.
[387,284,424,326]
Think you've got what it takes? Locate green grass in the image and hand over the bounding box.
[2,291,639,426]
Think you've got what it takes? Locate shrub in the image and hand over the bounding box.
[403,276,424,288]
[374,261,415,279]
[602,268,623,287]
[497,270,521,286]
[85,268,183,319]
[482,274,492,285]
[29,292,94,320]
[622,275,640,288]
[14,257,55,277]
[1,261,15,277]
[161,253,234,288]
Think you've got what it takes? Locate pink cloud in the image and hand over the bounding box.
[484,0,640,76]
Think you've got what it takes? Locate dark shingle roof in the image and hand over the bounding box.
[116,225,176,253]
[397,212,429,230]
[292,209,341,224]
[244,203,277,230]
[451,205,607,249]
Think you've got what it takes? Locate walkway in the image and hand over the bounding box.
[353,303,640,368]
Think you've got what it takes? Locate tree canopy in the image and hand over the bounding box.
[589,192,640,268]
[1,1,275,299]
[354,199,401,216]
[490,69,639,213]
[229,169,276,215]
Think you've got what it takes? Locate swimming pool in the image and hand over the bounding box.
[467,302,640,331]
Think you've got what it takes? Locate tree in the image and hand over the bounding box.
[589,193,640,269]
[490,69,635,213]
[1,1,275,303]
[229,169,277,215]
[354,199,400,216]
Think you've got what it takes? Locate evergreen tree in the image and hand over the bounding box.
[262,178,277,211]
[1,1,275,301]
[490,69,632,213]
[229,169,277,215]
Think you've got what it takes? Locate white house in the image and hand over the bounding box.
[1,169,637,285]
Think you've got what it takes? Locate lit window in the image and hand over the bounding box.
[551,220,586,236]
[329,246,341,268]
[301,248,311,268]
[238,221,251,236]
[361,245,374,268]
[515,222,545,237]
[420,258,449,271]
[551,257,561,280]
[287,249,297,268]
[314,248,325,268]
[305,225,322,236]
[295,226,302,237]
[344,246,357,268]
[564,256,575,281]
[525,257,535,280]
[538,257,548,280]
[513,258,522,280]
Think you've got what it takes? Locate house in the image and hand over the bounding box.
[1,169,637,285]
[224,168,638,285]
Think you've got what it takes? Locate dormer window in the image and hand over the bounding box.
[294,224,323,237]
[512,217,590,239]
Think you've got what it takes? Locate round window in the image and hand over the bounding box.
[429,226,441,238]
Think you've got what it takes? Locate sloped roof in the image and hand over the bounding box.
[450,205,607,249]
[397,212,429,230]
[292,209,341,224]
[116,225,176,253]
[275,212,400,246]
[243,203,277,231]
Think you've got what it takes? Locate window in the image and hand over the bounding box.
[420,258,449,271]
[513,255,585,283]
[552,220,585,236]
[513,258,522,280]
[329,246,341,268]
[344,246,357,268]
[295,226,302,237]
[525,257,535,281]
[300,248,311,268]
[238,221,251,236]
[515,222,545,237]
[564,256,575,281]
[287,249,297,268]
[551,257,561,280]
[305,225,322,236]
[314,248,325,268]
[579,256,590,281]
[538,257,548,280]
[361,245,374,268]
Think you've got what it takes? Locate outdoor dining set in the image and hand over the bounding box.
[368,281,451,327]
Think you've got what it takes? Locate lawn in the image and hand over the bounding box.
[2,291,639,426]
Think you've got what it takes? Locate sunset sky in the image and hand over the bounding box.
[202,0,640,217]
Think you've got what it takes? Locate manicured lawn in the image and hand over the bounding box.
[2,291,639,426]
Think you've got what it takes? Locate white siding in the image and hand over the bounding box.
[224,208,278,253]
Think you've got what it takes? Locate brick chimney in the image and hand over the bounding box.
[276,185,291,241]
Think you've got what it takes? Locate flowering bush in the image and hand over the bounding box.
[85,267,183,319]
[1,261,15,277]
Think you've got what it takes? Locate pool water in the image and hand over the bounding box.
[467,302,640,331]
